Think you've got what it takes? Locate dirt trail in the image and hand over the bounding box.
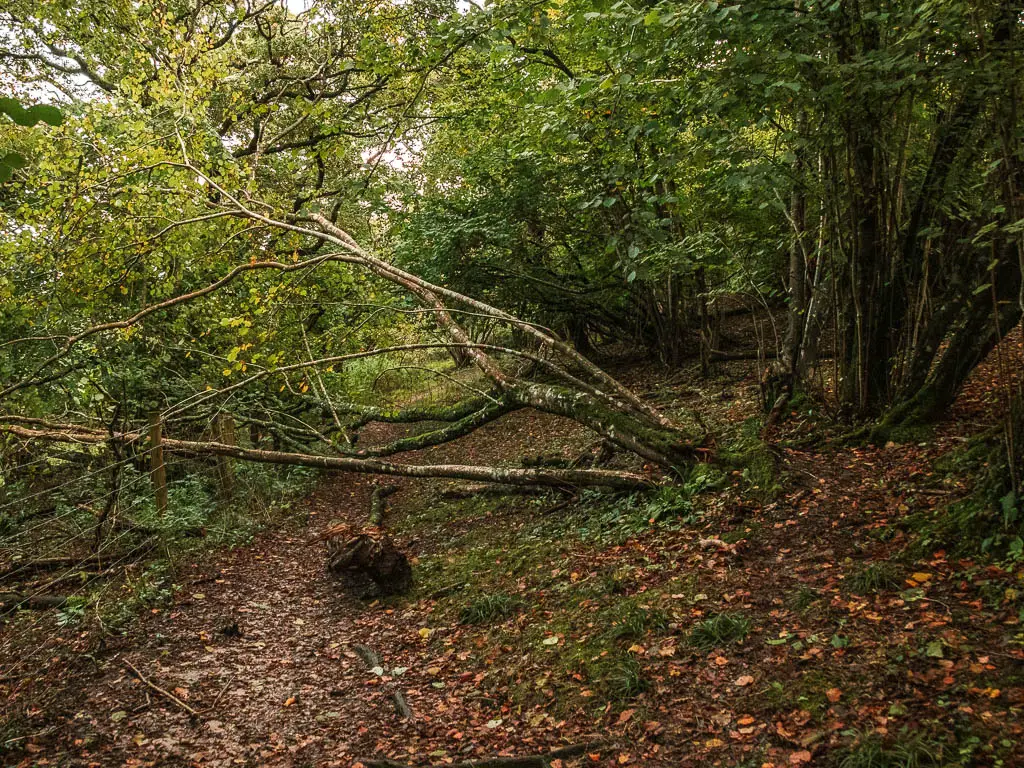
[3,411,609,767]
[3,361,1023,767]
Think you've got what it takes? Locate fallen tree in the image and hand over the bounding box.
[0,424,656,490]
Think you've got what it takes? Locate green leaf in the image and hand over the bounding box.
[0,98,63,127]
[0,152,28,170]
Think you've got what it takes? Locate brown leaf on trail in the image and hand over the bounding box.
[283,696,296,707]
[734,675,754,687]
[618,708,635,724]
[789,750,812,764]
[826,688,842,703]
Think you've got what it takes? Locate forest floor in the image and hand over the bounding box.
[2,346,1024,768]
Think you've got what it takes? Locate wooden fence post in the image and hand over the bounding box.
[148,412,168,515]
[215,413,235,497]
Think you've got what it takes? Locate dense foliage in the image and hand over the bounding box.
[1,0,1022,530]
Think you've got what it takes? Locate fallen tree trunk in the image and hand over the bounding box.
[0,593,71,612]
[324,483,412,597]
[1,425,655,490]
[0,547,152,582]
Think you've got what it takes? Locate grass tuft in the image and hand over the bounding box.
[789,585,821,612]
[837,729,940,768]
[689,612,751,651]
[846,563,901,594]
[603,655,649,698]
[459,593,522,625]
[606,603,669,641]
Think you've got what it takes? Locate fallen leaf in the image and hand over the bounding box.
[735,675,755,687]
[826,688,842,703]
[618,708,635,724]
[789,750,812,765]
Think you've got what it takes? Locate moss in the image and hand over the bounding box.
[509,382,696,470]
[720,418,782,502]
[905,411,1023,558]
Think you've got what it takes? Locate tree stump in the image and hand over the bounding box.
[325,526,412,597]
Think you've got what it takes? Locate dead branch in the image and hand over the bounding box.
[356,741,607,768]
[369,484,399,526]
[0,424,655,490]
[352,644,413,721]
[0,542,156,583]
[122,659,201,719]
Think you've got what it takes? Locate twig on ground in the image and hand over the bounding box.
[356,740,608,768]
[122,658,200,719]
[352,643,414,721]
